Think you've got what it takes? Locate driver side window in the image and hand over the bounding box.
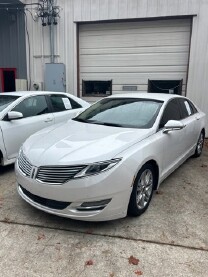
[159,99,181,129]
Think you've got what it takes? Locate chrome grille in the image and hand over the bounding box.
[18,151,33,177]
[36,165,86,184]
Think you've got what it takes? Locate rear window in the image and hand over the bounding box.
[49,95,82,112]
[178,98,198,119]
[0,95,19,112]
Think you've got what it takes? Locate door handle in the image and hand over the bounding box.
[44,118,53,123]
[195,117,200,121]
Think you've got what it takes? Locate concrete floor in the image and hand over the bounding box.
[0,143,207,276]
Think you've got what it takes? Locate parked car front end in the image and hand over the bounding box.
[15,112,157,221]
[15,93,206,221]
[15,137,145,222]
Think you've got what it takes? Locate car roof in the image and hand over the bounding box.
[1,91,185,102]
[1,91,73,97]
[108,92,185,102]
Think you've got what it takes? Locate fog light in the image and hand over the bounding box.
[77,199,111,211]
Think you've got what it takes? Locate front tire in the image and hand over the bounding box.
[193,131,204,158]
[128,163,155,216]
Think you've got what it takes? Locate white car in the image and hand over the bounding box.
[16,93,206,221]
[0,91,90,166]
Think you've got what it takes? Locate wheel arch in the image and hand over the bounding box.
[128,159,159,216]
[138,160,159,191]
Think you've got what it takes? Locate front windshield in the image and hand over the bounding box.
[74,98,163,129]
[0,95,19,112]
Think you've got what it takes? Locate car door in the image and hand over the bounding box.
[1,95,54,160]
[47,94,83,124]
[178,98,200,153]
[157,98,186,179]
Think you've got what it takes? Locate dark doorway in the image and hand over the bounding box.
[0,68,16,92]
[3,70,15,92]
[148,80,183,95]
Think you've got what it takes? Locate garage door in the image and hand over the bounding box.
[79,19,191,100]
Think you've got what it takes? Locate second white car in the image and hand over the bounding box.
[0,91,89,166]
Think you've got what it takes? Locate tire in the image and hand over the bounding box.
[193,131,205,158]
[128,163,155,216]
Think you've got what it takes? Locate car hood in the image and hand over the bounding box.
[22,120,153,166]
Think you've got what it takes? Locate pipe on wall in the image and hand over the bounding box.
[48,0,55,63]
[49,23,55,63]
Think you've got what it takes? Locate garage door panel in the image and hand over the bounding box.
[80,32,190,49]
[79,19,191,32]
[112,84,187,92]
[80,80,186,88]
[80,84,148,93]
[80,65,187,74]
[80,85,187,98]
[80,26,190,37]
[111,87,187,94]
[81,73,187,84]
[80,45,189,55]
[80,52,189,67]
[111,84,147,91]
[112,89,186,95]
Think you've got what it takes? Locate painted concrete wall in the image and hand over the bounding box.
[23,0,208,129]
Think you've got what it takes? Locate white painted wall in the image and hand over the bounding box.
[23,0,208,130]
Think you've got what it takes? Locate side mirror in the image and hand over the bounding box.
[7,111,23,120]
[163,120,185,134]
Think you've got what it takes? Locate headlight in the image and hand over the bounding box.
[18,146,23,157]
[74,158,122,178]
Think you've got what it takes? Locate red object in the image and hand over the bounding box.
[128,255,140,265]
[0,68,17,92]
[135,270,143,275]
[85,260,93,266]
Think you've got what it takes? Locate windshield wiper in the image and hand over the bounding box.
[72,118,89,123]
[103,123,123,127]
[89,121,123,127]
[73,118,123,127]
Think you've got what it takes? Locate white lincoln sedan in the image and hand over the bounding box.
[16,93,206,221]
[0,91,89,166]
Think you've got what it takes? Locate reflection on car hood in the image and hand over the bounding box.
[23,120,153,166]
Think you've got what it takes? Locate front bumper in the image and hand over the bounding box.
[16,161,134,221]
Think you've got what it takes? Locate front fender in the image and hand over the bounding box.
[114,133,162,187]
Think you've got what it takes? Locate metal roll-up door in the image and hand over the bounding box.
[79,19,191,101]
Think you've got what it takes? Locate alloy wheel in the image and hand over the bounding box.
[136,169,153,210]
[197,132,204,155]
